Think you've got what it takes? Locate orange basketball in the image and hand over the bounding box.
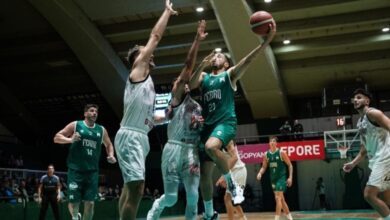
[249,11,274,36]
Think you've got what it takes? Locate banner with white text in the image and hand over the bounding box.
[237,140,325,164]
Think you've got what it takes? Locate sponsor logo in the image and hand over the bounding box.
[69,182,78,190]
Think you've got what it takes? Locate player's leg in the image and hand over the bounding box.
[365,167,390,218]
[67,169,82,220]
[281,193,293,220]
[200,159,217,219]
[364,185,390,217]
[116,130,150,220]
[83,201,95,220]
[205,124,243,204]
[38,196,49,220]
[273,191,283,220]
[182,146,200,220]
[223,192,235,220]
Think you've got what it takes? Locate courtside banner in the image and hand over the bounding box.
[237,140,325,164]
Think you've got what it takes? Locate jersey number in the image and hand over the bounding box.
[208,103,216,113]
[87,149,93,156]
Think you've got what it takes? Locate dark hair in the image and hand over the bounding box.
[126,45,141,67]
[269,136,278,141]
[84,104,99,112]
[353,88,372,101]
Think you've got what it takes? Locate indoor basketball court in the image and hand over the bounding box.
[1,0,390,220]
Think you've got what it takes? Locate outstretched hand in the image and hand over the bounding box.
[200,51,214,67]
[197,20,208,41]
[165,0,178,15]
[264,20,276,45]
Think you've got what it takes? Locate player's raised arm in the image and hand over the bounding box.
[171,20,207,105]
[228,21,276,85]
[129,0,178,82]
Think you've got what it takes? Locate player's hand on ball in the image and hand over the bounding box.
[107,156,117,164]
[343,162,354,173]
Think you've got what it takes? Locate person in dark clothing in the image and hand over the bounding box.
[292,119,304,140]
[38,164,61,220]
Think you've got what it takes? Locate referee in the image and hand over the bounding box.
[38,164,61,220]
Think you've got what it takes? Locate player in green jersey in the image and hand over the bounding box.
[54,104,116,220]
[189,19,276,220]
[257,136,293,220]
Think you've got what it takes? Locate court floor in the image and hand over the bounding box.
[156,209,380,220]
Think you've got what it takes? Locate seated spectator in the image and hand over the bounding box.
[279,120,292,141]
[293,119,304,140]
[152,189,160,200]
[2,179,17,204]
[144,187,153,200]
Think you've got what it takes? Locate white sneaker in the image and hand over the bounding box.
[226,178,245,205]
[146,197,164,220]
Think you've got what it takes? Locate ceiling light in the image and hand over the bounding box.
[382,27,390,32]
[214,48,222,52]
[283,39,291,45]
[196,6,204,12]
[264,0,272,3]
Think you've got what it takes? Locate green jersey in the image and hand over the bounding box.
[201,71,236,125]
[266,149,286,182]
[67,120,104,171]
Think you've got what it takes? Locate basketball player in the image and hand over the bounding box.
[54,104,117,220]
[146,20,207,220]
[189,21,276,220]
[114,1,177,220]
[215,141,247,220]
[343,89,390,219]
[257,136,293,220]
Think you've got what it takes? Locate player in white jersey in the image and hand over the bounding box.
[114,1,177,220]
[147,20,208,220]
[216,141,247,220]
[343,89,390,219]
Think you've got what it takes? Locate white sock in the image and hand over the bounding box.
[72,217,78,220]
[286,213,293,220]
[384,214,390,220]
[203,200,214,217]
[274,215,280,220]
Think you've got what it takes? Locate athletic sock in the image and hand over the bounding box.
[286,213,293,220]
[274,215,280,220]
[223,172,232,182]
[203,200,214,218]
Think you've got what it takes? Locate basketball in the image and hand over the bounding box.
[249,11,274,36]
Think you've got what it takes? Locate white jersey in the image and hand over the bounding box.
[120,76,155,133]
[167,94,202,145]
[357,108,390,169]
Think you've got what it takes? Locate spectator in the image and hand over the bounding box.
[15,155,24,169]
[19,179,29,205]
[316,177,326,210]
[153,189,161,200]
[2,179,17,204]
[279,120,292,141]
[292,119,304,140]
[144,187,152,200]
